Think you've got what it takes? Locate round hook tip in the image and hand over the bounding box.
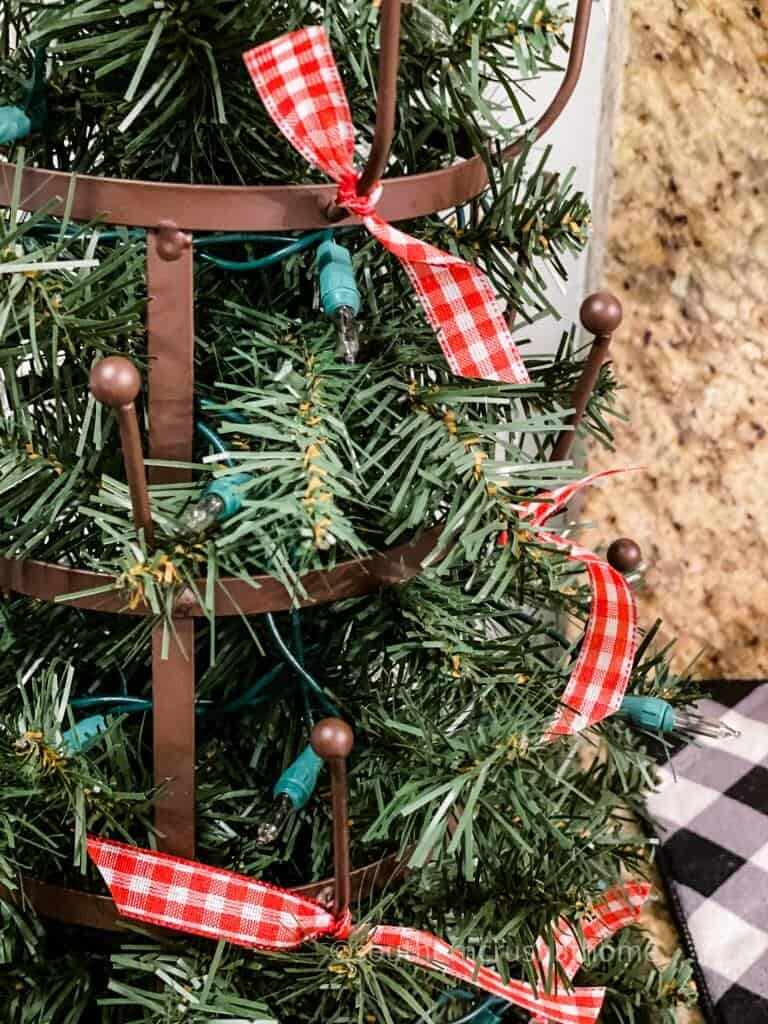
[607,537,642,574]
[580,291,622,336]
[311,718,354,761]
[89,356,141,408]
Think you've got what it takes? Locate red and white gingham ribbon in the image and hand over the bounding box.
[243,27,529,384]
[514,470,638,740]
[531,881,650,1023]
[87,837,648,1024]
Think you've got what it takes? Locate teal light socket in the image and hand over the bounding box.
[274,745,323,810]
[619,695,676,733]
[62,714,108,753]
[318,238,361,318]
[0,106,31,144]
[471,1011,504,1024]
[204,472,252,519]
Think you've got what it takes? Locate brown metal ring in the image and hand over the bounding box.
[0,526,442,617]
[6,850,408,934]
[0,0,590,232]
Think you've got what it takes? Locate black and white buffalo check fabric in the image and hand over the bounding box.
[647,681,768,1022]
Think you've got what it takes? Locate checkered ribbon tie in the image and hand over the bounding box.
[531,881,651,1022]
[88,837,647,1024]
[242,26,529,385]
[515,470,639,740]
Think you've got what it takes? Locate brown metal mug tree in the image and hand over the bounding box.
[0,0,639,933]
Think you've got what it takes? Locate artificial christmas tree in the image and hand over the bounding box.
[0,1,704,1021]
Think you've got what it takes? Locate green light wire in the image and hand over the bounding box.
[194,233,303,247]
[69,661,286,717]
[198,399,248,424]
[24,222,336,272]
[193,415,337,721]
[196,228,331,271]
[196,419,238,469]
[192,414,338,719]
[264,613,339,718]
[290,608,314,726]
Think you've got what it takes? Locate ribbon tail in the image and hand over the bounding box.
[531,882,650,1023]
[365,213,529,384]
[87,836,339,950]
[517,470,639,739]
[540,539,637,739]
[370,925,605,1024]
[527,469,638,528]
[581,882,650,950]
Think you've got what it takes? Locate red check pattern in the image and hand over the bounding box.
[85,836,348,949]
[242,27,529,385]
[530,882,650,1023]
[519,471,638,740]
[89,836,618,1023]
[371,925,604,1024]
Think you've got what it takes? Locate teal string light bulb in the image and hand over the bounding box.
[0,105,31,144]
[178,490,227,535]
[318,237,361,363]
[256,745,324,845]
[178,473,252,535]
[178,418,251,536]
[0,47,48,144]
[62,714,108,753]
[619,695,740,740]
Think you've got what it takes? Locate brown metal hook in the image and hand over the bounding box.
[359,0,591,189]
[324,0,402,221]
[326,0,590,223]
[89,356,154,545]
[503,0,593,163]
[310,718,354,917]
[358,0,402,196]
[550,291,622,464]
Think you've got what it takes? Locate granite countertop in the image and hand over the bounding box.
[586,0,768,682]
[584,1,768,1018]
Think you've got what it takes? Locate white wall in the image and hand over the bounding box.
[502,0,612,356]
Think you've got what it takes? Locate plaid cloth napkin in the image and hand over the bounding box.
[648,680,768,1022]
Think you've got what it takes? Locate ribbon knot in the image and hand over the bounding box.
[329,907,354,941]
[336,172,382,218]
[243,26,529,384]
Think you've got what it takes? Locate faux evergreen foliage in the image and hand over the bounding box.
[0,2,699,1022]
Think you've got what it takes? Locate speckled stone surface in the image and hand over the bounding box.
[585,0,768,681]
[583,3,768,1018]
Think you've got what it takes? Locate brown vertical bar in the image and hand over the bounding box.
[357,0,402,197]
[145,228,196,858]
[310,719,354,918]
[88,356,154,544]
[152,619,196,858]
[324,0,402,220]
[328,757,351,917]
[116,403,154,546]
[550,291,622,464]
[146,229,195,484]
